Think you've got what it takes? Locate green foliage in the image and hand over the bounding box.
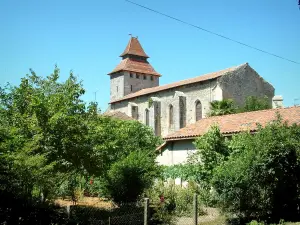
[208,96,272,117]
[188,125,229,185]
[102,150,160,205]
[212,116,300,222]
[208,99,237,116]
[240,95,271,112]
[146,181,206,217]
[0,66,161,211]
[161,164,202,182]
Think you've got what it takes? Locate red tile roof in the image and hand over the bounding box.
[103,111,133,120]
[108,58,161,76]
[163,107,300,141]
[120,37,149,58]
[110,63,247,104]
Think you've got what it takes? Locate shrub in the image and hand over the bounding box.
[102,150,159,205]
[212,117,300,222]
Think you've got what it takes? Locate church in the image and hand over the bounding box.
[107,36,275,138]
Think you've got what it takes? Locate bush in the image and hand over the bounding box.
[102,150,159,205]
[146,180,206,217]
[212,117,300,222]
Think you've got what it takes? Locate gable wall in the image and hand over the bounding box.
[218,64,275,106]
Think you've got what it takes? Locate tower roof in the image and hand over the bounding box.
[120,37,149,58]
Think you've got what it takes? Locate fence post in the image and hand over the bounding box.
[144,198,149,225]
[193,193,198,225]
[66,205,70,219]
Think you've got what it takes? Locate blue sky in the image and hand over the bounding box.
[0,0,299,111]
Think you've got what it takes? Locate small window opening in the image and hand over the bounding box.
[131,85,133,92]
[136,74,140,79]
[151,76,154,81]
[143,75,147,80]
[130,73,133,78]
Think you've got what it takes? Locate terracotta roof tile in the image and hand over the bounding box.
[110,63,247,104]
[103,111,133,120]
[108,58,161,76]
[120,37,149,58]
[163,107,300,141]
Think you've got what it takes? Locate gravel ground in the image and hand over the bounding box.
[176,208,220,225]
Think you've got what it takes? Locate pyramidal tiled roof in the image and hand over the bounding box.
[108,37,161,77]
[110,63,247,104]
[163,107,300,141]
[120,37,149,58]
[108,58,161,76]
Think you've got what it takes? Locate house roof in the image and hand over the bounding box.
[120,37,149,58]
[108,58,161,76]
[102,111,133,120]
[163,107,300,141]
[110,63,247,104]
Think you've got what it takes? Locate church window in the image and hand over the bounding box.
[136,74,140,79]
[151,76,153,81]
[145,109,149,126]
[169,104,174,128]
[195,100,202,121]
[143,75,147,80]
[179,97,186,128]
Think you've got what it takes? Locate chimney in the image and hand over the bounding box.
[272,95,284,108]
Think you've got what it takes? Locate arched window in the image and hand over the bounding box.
[169,104,174,128]
[145,109,149,126]
[195,100,202,121]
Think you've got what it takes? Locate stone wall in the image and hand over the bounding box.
[123,71,159,96]
[110,72,124,102]
[217,64,275,106]
[110,79,218,137]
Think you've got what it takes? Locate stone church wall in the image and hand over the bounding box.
[110,64,275,137]
[110,79,219,137]
[217,64,275,106]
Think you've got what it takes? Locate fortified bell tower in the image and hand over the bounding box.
[108,36,161,102]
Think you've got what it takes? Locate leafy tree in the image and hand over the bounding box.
[212,115,300,222]
[86,116,161,177]
[208,99,237,116]
[188,125,229,186]
[240,95,271,112]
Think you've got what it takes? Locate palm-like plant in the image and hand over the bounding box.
[208,99,236,116]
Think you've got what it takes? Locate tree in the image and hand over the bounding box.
[212,115,300,222]
[208,99,236,117]
[187,125,229,186]
[241,96,271,112]
[0,66,162,207]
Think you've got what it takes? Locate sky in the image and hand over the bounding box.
[0,0,299,111]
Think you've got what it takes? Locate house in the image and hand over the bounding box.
[157,106,300,166]
[107,37,275,137]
